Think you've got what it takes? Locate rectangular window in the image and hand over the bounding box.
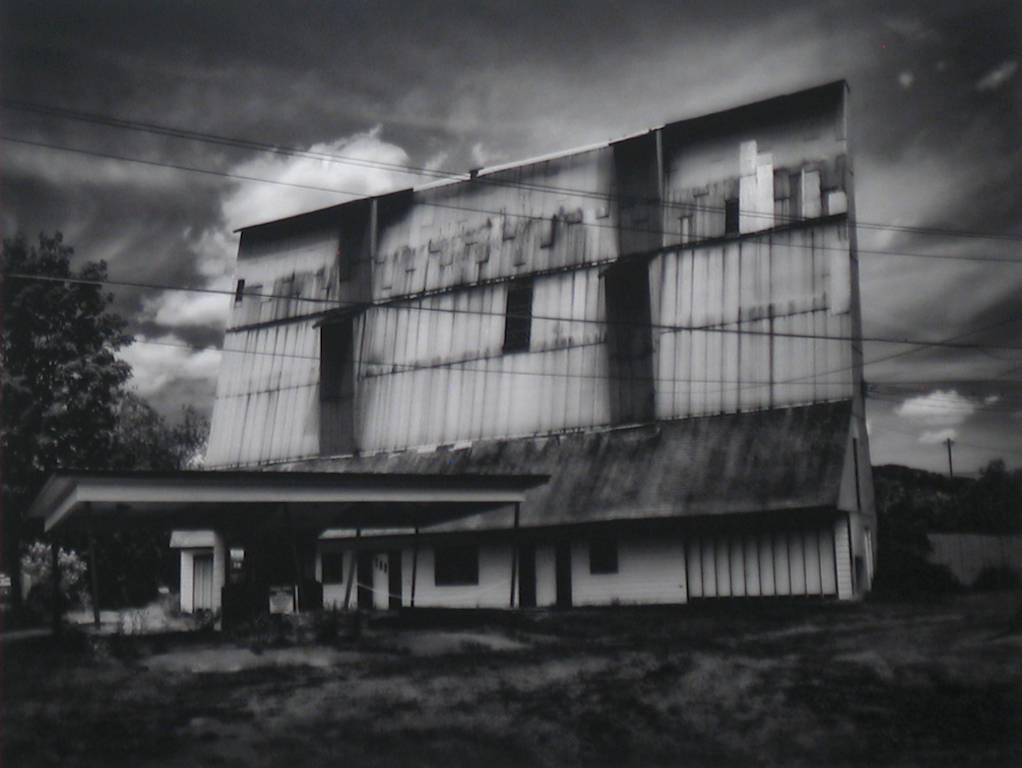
[589,538,619,575]
[234,279,246,304]
[724,198,740,235]
[434,545,479,586]
[789,173,802,220]
[503,279,533,353]
[319,317,356,455]
[321,551,344,584]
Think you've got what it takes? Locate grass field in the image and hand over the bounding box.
[3,592,1021,767]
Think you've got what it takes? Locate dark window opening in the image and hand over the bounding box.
[319,317,357,455]
[234,278,246,304]
[320,319,354,404]
[503,279,534,353]
[434,545,479,586]
[724,198,740,235]
[589,538,619,575]
[604,259,655,424]
[321,551,344,584]
[789,173,802,220]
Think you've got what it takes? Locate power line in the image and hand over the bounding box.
[4,134,1022,267]
[5,97,1022,244]
[10,269,1022,353]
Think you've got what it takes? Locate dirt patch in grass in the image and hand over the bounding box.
[4,593,1021,767]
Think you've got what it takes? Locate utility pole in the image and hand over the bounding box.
[945,437,954,477]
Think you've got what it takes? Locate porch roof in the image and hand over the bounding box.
[28,470,549,534]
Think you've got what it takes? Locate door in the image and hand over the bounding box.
[357,551,374,610]
[518,542,536,608]
[555,541,572,609]
[372,554,389,610]
[193,553,214,612]
[388,550,403,609]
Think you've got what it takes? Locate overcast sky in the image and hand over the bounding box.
[2,0,1020,473]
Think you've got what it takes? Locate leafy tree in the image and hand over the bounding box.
[96,394,209,606]
[2,232,213,614]
[110,392,208,472]
[1,232,132,612]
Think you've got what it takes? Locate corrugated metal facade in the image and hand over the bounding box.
[207,82,857,467]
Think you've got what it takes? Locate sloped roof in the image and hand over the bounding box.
[279,400,853,530]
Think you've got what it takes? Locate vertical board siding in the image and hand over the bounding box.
[655,525,840,601]
[207,94,854,466]
[206,319,320,466]
[834,516,854,599]
[367,217,850,454]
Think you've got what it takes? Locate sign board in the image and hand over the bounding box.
[268,585,295,614]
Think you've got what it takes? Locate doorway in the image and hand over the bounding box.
[357,551,374,610]
[555,541,572,609]
[518,542,536,608]
[193,553,214,612]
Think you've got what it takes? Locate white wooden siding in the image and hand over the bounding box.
[570,537,687,606]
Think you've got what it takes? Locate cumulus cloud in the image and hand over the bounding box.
[898,71,915,89]
[219,127,416,230]
[120,334,222,398]
[142,283,232,329]
[976,59,1018,91]
[895,389,977,428]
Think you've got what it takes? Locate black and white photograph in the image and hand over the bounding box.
[1,1,1020,765]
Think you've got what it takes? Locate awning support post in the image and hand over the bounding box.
[284,504,303,614]
[410,523,420,609]
[86,504,101,628]
[342,528,360,611]
[212,531,227,613]
[509,502,520,609]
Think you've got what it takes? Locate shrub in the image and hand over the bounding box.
[20,541,89,618]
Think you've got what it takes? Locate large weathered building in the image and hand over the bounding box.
[203,80,875,609]
[31,81,876,617]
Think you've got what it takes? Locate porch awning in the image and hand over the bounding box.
[27,470,549,534]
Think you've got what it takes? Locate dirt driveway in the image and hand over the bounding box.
[3,593,1020,766]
